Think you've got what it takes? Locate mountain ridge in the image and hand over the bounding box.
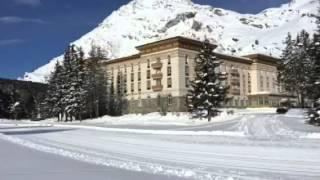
[23,0,319,82]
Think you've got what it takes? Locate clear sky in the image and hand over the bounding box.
[0,0,290,80]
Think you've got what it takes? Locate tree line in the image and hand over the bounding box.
[41,45,125,121]
[278,7,320,125]
[278,8,320,108]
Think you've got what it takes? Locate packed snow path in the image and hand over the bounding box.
[1,109,320,180]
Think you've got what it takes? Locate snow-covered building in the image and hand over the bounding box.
[101,36,294,113]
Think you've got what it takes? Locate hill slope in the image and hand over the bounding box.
[23,0,319,82]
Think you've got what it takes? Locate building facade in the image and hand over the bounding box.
[100,37,293,114]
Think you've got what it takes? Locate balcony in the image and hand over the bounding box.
[151,61,162,69]
[152,73,163,80]
[152,85,163,92]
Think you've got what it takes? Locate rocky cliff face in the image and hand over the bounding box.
[23,0,319,82]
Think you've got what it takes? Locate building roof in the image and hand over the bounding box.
[243,54,280,63]
[215,52,252,64]
[100,54,141,65]
[136,36,217,52]
[99,37,279,66]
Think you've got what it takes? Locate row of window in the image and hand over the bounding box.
[260,75,277,92]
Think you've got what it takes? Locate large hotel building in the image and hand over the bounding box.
[100,36,293,114]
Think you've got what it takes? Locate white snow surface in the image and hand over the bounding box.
[1,109,320,179]
[40,110,237,126]
[22,0,319,82]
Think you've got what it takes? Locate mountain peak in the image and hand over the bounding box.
[130,0,193,8]
[23,0,318,82]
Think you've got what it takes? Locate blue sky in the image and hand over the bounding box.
[0,0,290,80]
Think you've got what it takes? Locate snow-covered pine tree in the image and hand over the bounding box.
[308,6,320,106]
[84,45,109,118]
[58,45,88,121]
[66,46,87,121]
[42,61,64,120]
[9,90,24,120]
[278,33,293,91]
[187,39,228,122]
[279,30,312,107]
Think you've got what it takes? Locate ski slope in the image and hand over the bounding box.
[0,109,320,179]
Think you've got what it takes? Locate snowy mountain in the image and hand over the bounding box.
[23,0,319,82]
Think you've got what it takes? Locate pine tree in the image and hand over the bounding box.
[309,6,320,106]
[42,61,66,120]
[9,90,24,120]
[279,30,312,107]
[0,89,11,118]
[84,45,109,118]
[62,45,88,121]
[187,40,228,122]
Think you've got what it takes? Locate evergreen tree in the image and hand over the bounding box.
[187,40,228,122]
[308,7,320,106]
[0,89,11,118]
[9,90,24,120]
[279,30,312,107]
[84,45,109,118]
[44,45,88,121]
[62,45,88,121]
[43,61,64,120]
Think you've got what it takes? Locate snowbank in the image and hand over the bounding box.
[55,124,245,137]
[39,110,240,127]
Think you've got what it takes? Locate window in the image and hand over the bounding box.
[185,66,189,76]
[243,74,246,94]
[272,78,276,90]
[168,55,171,65]
[156,79,161,86]
[185,55,189,65]
[186,77,190,88]
[168,95,173,105]
[248,73,251,93]
[131,72,134,82]
[266,77,270,90]
[157,95,161,106]
[167,66,172,76]
[124,82,127,94]
[124,74,127,83]
[131,83,134,93]
[117,72,121,94]
[138,82,141,92]
[260,75,264,91]
[138,72,141,81]
[168,78,172,88]
[147,59,150,68]
[147,70,151,79]
[147,80,151,90]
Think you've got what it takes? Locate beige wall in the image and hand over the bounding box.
[103,47,282,108]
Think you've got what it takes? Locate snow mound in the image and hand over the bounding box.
[238,115,301,140]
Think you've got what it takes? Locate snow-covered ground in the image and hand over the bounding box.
[1,109,320,180]
[1,108,274,126]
